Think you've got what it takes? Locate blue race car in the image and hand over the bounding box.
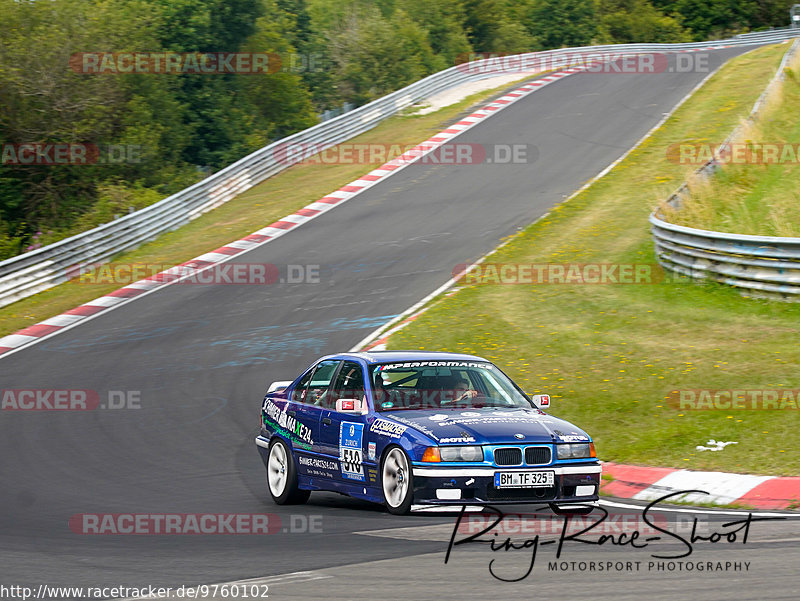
[255,351,600,514]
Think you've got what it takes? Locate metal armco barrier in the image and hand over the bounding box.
[649,220,800,298]
[3,31,800,308]
[650,39,800,301]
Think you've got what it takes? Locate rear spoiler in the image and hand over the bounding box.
[267,380,293,394]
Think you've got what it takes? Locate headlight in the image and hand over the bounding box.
[556,442,596,459]
[439,445,484,462]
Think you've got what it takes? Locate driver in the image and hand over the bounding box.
[373,374,394,407]
[453,378,478,402]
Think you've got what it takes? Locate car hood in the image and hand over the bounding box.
[385,407,591,445]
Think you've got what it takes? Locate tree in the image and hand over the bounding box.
[522,0,601,49]
[237,6,318,141]
[396,0,473,62]
[598,0,689,43]
[325,5,441,105]
[0,0,192,233]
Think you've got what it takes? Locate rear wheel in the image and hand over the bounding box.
[267,439,310,505]
[381,447,413,515]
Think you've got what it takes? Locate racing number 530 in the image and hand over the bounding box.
[342,448,360,464]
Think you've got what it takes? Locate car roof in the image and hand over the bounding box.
[320,350,490,364]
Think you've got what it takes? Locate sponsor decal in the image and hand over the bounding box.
[339,421,365,481]
[435,415,547,427]
[392,415,440,441]
[378,361,493,370]
[368,442,377,461]
[262,399,313,449]
[439,436,477,444]
[429,414,450,421]
[369,418,407,438]
[298,455,338,471]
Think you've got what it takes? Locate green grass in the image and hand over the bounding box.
[0,75,534,337]
[661,49,800,236]
[388,42,800,477]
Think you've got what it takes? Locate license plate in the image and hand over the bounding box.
[494,470,554,488]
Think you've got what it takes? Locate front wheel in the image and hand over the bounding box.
[381,446,414,515]
[266,438,310,505]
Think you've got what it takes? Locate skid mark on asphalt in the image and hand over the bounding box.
[39,313,399,374]
[39,319,213,352]
[204,315,397,366]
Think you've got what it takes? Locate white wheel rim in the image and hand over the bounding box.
[382,449,409,508]
[268,442,288,496]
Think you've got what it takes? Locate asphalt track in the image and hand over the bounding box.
[2,46,798,599]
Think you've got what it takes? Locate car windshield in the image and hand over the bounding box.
[369,360,534,412]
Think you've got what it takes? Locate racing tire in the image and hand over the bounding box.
[266,438,310,505]
[381,446,414,515]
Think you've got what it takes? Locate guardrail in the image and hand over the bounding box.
[3,32,800,308]
[650,39,800,301]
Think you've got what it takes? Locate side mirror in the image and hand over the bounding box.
[531,394,551,410]
[336,398,368,415]
[267,380,293,393]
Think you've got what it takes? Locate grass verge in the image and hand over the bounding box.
[0,76,534,337]
[388,42,800,476]
[661,45,800,236]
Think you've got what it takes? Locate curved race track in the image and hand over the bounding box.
[2,45,798,600]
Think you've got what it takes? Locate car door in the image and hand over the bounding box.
[284,359,340,476]
[318,360,369,485]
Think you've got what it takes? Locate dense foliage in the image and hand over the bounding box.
[0,0,795,258]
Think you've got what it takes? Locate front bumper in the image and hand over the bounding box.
[410,463,601,505]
